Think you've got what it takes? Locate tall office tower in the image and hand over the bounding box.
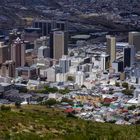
[33,20,68,36]
[38,46,50,58]
[11,38,25,67]
[106,35,116,65]
[59,55,71,73]
[0,42,10,64]
[123,45,135,68]
[50,30,68,60]
[1,60,15,77]
[100,53,110,72]
[129,32,140,52]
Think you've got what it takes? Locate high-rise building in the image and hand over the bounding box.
[0,60,15,77]
[46,67,56,82]
[75,71,85,86]
[33,20,68,36]
[129,32,140,52]
[123,45,135,68]
[38,46,50,58]
[0,42,10,64]
[106,35,116,65]
[11,38,25,67]
[100,53,110,72]
[59,55,71,73]
[50,30,68,60]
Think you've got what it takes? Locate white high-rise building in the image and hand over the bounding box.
[75,71,85,86]
[56,73,67,82]
[100,53,110,72]
[46,67,56,82]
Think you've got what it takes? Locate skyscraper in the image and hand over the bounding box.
[123,45,135,68]
[0,42,10,64]
[75,71,85,86]
[59,55,71,73]
[33,20,68,36]
[129,32,140,52]
[11,38,25,67]
[50,30,68,60]
[100,53,110,72]
[106,35,116,65]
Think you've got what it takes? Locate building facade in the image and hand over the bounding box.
[106,35,116,66]
[11,38,25,67]
[50,30,68,60]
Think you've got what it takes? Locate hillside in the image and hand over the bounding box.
[0,0,139,30]
[0,0,60,29]
[0,105,139,140]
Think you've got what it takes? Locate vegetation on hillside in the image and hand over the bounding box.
[0,105,139,140]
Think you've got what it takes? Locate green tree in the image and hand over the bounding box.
[115,82,120,87]
[59,88,70,94]
[122,89,133,95]
[81,85,87,88]
[44,86,58,93]
[15,101,21,109]
[70,52,74,57]
[130,85,136,90]
[67,76,74,82]
[128,105,136,110]
[122,82,129,89]
[43,99,57,107]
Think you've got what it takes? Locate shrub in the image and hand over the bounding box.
[81,85,87,88]
[130,85,136,90]
[67,113,77,118]
[122,89,133,95]
[115,82,120,87]
[1,105,11,111]
[15,101,21,109]
[128,105,136,110]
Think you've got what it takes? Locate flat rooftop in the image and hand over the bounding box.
[71,35,91,40]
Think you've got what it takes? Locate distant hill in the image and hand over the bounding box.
[0,0,60,7]
[0,0,61,29]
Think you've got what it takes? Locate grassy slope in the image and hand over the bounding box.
[0,105,139,140]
